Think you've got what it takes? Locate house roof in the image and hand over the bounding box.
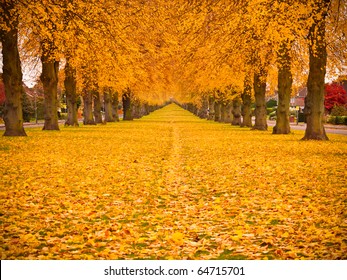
[297,87,307,97]
[291,97,305,107]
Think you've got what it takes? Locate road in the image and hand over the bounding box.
[0,120,71,130]
[267,120,347,136]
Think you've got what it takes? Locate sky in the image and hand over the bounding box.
[0,50,39,88]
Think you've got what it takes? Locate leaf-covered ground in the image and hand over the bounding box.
[1,104,346,260]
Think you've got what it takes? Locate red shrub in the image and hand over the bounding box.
[324,83,347,113]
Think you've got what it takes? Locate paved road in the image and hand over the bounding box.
[0,120,73,130]
[267,120,347,136]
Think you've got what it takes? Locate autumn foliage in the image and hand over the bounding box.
[1,105,346,260]
[324,83,347,113]
[1,0,346,138]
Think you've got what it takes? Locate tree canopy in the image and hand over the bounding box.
[0,1,344,100]
[1,0,347,138]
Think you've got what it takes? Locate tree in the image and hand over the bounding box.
[214,100,221,122]
[0,78,5,105]
[252,65,268,131]
[93,90,102,124]
[273,41,292,134]
[64,59,79,126]
[302,0,331,140]
[40,41,60,130]
[82,88,96,125]
[241,76,252,127]
[207,95,215,121]
[0,1,27,136]
[231,97,242,126]
[0,77,5,119]
[104,88,115,122]
[112,92,120,122]
[122,88,133,121]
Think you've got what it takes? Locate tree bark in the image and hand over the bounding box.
[104,89,114,122]
[112,92,120,121]
[225,102,232,123]
[220,103,226,122]
[232,97,242,125]
[302,1,330,140]
[273,42,292,134]
[207,96,215,120]
[132,98,141,119]
[143,102,150,116]
[64,60,79,126]
[198,96,208,119]
[122,88,133,120]
[40,41,60,131]
[214,101,221,122]
[0,3,26,136]
[93,91,103,123]
[139,103,147,118]
[241,76,252,127]
[253,70,268,130]
[83,90,96,125]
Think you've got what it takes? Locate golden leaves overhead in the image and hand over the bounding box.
[3,0,347,103]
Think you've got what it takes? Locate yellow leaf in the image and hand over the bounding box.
[137,237,146,243]
[171,232,184,246]
[231,236,240,241]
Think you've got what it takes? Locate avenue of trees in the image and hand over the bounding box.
[1,0,347,140]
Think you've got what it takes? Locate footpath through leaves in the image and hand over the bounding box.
[1,104,347,259]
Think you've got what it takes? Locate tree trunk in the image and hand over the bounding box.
[187,103,196,115]
[112,92,119,121]
[143,102,150,116]
[132,98,141,119]
[64,60,79,126]
[83,90,95,125]
[122,89,133,120]
[232,97,242,125]
[104,89,114,122]
[302,2,330,140]
[139,103,147,118]
[220,103,226,122]
[40,41,60,131]
[273,42,292,134]
[41,60,60,130]
[198,96,208,119]
[241,76,252,127]
[0,3,26,136]
[225,102,232,123]
[208,96,215,120]
[214,101,221,122]
[93,91,102,123]
[253,70,268,130]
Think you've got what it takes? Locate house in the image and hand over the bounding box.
[290,87,306,108]
[337,75,347,93]
[266,87,306,109]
